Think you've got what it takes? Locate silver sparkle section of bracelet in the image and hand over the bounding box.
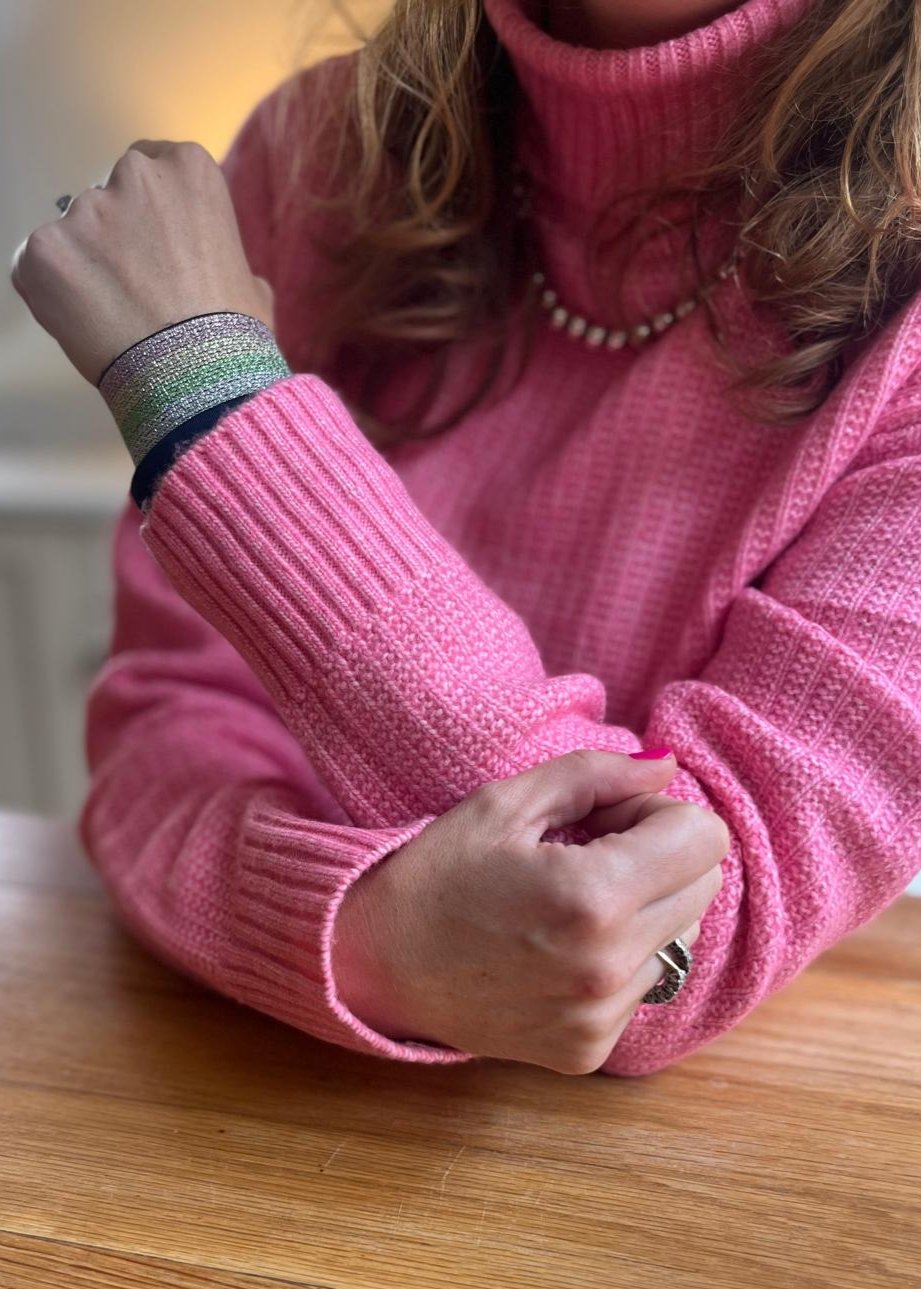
[98,313,292,466]
[122,360,291,465]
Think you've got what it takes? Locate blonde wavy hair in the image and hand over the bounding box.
[271,0,921,445]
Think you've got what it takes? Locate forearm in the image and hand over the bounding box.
[79,499,475,1066]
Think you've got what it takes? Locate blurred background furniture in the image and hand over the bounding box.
[0,0,387,817]
[0,449,127,813]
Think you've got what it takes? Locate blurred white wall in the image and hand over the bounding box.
[0,0,389,816]
[0,0,388,447]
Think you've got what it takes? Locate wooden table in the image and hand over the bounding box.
[1,810,918,1288]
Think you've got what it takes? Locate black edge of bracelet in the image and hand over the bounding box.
[130,395,253,510]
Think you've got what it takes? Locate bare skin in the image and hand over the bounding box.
[541,0,745,48]
[334,750,727,1076]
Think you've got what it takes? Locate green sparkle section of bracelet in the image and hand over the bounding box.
[97,312,293,466]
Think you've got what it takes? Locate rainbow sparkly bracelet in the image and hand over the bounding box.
[96,311,292,508]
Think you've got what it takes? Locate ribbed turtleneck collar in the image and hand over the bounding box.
[480,0,816,326]
[482,0,814,214]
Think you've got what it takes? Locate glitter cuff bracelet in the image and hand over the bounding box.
[97,311,292,470]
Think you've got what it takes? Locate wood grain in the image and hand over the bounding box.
[1,811,918,1289]
[0,1231,325,1289]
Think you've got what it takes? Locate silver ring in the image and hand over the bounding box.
[56,184,105,216]
[642,935,693,1005]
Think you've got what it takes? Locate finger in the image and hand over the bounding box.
[634,863,722,955]
[485,748,677,838]
[124,138,172,158]
[574,920,703,1073]
[612,918,702,1034]
[586,798,729,907]
[580,785,684,838]
[637,917,700,997]
[101,141,172,191]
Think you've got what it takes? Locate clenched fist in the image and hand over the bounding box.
[333,749,729,1076]
[10,139,274,386]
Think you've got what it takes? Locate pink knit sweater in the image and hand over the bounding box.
[78,0,921,1076]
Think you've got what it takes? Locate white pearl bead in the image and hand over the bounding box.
[533,252,731,349]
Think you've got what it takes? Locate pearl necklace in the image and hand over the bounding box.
[512,171,742,351]
[533,256,741,350]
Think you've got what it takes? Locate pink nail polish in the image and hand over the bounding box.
[629,746,674,759]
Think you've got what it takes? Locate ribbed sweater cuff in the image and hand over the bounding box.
[223,805,474,1064]
[97,311,291,470]
[140,373,463,696]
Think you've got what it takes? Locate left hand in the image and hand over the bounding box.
[9,139,275,387]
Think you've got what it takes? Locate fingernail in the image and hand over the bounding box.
[629,746,674,759]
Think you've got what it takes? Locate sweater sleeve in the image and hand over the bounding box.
[77,496,476,1066]
[85,64,921,1079]
[134,365,921,1077]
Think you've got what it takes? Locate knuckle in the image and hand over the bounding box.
[694,805,729,845]
[713,814,732,855]
[468,774,532,835]
[560,747,599,774]
[547,890,608,941]
[700,820,730,868]
[25,225,58,255]
[569,959,627,1001]
[467,779,505,817]
[552,1029,610,1076]
[66,188,102,215]
[563,1009,611,1051]
[673,800,706,827]
[677,803,731,860]
[17,227,60,277]
[178,139,213,165]
[464,779,524,843]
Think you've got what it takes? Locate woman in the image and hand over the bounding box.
[10,0,921,1077]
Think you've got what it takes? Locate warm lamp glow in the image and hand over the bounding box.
[70,0,393,163]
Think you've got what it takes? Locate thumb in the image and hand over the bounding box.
[491,748,677,838]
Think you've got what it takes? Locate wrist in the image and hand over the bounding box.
[332,852,426,1042]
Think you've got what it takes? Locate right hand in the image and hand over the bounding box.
[332,749,729,1075]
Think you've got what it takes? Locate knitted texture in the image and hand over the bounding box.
[128,393,256,511]
[79,0,921,1076]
